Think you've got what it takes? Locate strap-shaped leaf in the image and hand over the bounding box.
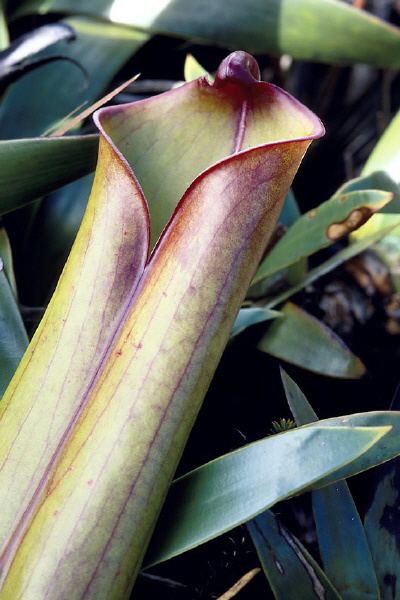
[364,388,400,600]
[335,172,400,210]
[351,112,400,241]
[0,53,323,598]
[282,371,380,600]
[147,409,400,568]
[254,189,393,284]
[0,18,148,138]
[363,110,400,185]
[0,228,17,296]
[0,267,28,396]
[146,425,387,567]
[248,511,342,600]
[15,0,400,67]
[230,307,281,338]
[266,223,400,309]
[258,302,365,378]
[0,135,98,214]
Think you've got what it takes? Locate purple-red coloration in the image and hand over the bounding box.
[214,51,261,88]
[0,51,325,600]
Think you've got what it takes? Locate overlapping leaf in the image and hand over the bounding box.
[364,388,400,600]
[146,424,387,567]
[0,267,28,396]
[266,223,400,309]
[248,510,341,600]
[254,189,392,285]
[0,135,98,214]
[283,371,379,600]
[15,0,400,67]
[147,411,400,568]
[230,307,281,338]
[352,112,400,241]
[0,22,77,91]
[0,18,148,138]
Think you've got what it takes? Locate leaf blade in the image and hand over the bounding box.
[15,0,400,67]
[258,302,365,379]
[0,18,148,138]
[146,425,388,567]
[254,189,392,284]
[0,269,28,397]
[283,370,381,599]
[0,135,98,214]
[248,511,342,600]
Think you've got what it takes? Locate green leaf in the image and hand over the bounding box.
[279,188,301,227]
[267,223,400,309]
[281,367,317,424]
[365,460,400,600]
[349,112,400,241]
[248,511,342,600]
[282,371,380,600]
[149,408,400,568]
[146,425,387,567]
[364,390,400,600]
[184,54,209,82]
[257,302,365,378]
[363,110,400,184]
[0,22,75,91]
[23,174,93,304]
[335,172,400,210]
[0,267,28,396]
[230,307,281,338]
[305,412,400,490]
[0,227,17,296]
[313,485,380,600]
[16,0,400,67]
[253,189,392,285]
[0,135,98,215]
[0,18,148,138]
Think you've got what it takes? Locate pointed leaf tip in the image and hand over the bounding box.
[214,50,260,87]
